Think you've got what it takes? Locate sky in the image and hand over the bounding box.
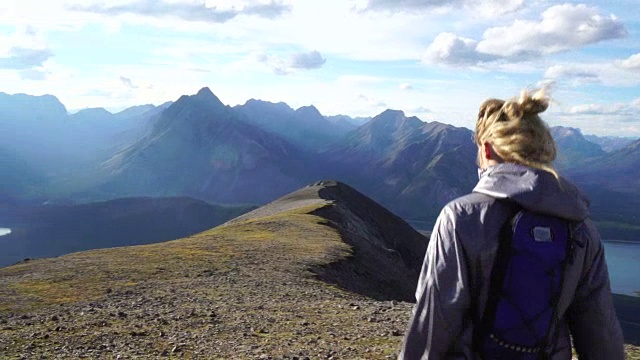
[1,0,639,136]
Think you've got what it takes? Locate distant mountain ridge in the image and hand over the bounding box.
[0,91,165,198]
[98,88,317,204]
[567,138,640,192]
[550,126,606,171]
[3,87,640,240]
[323,109,477,220]
[584,134,638,153]
[234,99,353,151]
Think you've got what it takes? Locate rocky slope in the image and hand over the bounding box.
[0,181,428,359]
[0,181,638,358]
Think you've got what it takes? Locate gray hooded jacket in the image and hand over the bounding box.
[399,163,624,359]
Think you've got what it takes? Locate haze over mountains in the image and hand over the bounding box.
[2,87,640,257]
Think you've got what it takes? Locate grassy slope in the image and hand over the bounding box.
[0,202,638,358]
[0,204,412,359]
[0,198,255,267]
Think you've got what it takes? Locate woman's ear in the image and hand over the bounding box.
[483,142,492,161]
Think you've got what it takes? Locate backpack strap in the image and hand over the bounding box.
[473,200,521,353]
[476,204,520,351]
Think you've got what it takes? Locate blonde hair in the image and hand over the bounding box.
[474,89,559,178]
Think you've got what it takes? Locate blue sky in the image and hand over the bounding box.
[1,0,639,136]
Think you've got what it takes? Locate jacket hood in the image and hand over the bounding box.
[473,163,590,221]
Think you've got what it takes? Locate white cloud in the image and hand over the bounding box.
[358,94,387,108]
[399,83,413,90]
[258,50,327,75]
[0,27,53,79]
[543,62,640,87]
[363,0,525,17]
[411,106,432,113]
[567,103,627,115]
[290,51,326,69]
[68,0,292,23]
[423,32,496,66]
[119,76,138,89]
[544,65,599,82]
[424,4,627,67]
[476,4,627,58]
[552,99,640,136]
[19,69,48,81]
[0,48,53,70]
[616,53,640,71]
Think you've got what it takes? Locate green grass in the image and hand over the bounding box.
[1,201,638,358]
[0,203,349,312]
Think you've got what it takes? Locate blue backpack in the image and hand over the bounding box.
[479,209,572,359]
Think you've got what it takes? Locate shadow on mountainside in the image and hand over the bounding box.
[309,181,428,302]
[224,179,429,302]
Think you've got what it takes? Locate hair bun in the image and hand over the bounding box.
[518,89,549,116]
[502,101,523,121]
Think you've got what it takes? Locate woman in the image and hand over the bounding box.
[399,89,624,359]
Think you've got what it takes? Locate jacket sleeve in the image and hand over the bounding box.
[566,219,625,359]
[399,206,470,360]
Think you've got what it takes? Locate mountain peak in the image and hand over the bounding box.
[196,87,215,98]
[368,109,423,132]
[73,107,112,117]
[242,98,293,112]
[192,87,226,109]
[296,104,321,114]
[379,109,405,117]
[167,87,226,114]
[0,92,68,117]
[294,105,324,122]
[551,126,583,138]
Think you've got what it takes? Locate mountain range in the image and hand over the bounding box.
[1,88,639,358]
[2,88,640,243]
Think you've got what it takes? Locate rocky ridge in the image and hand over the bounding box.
[0,181,427,359]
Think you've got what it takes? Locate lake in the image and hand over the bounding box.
[604,241,640,296]
[0,228,11,237]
